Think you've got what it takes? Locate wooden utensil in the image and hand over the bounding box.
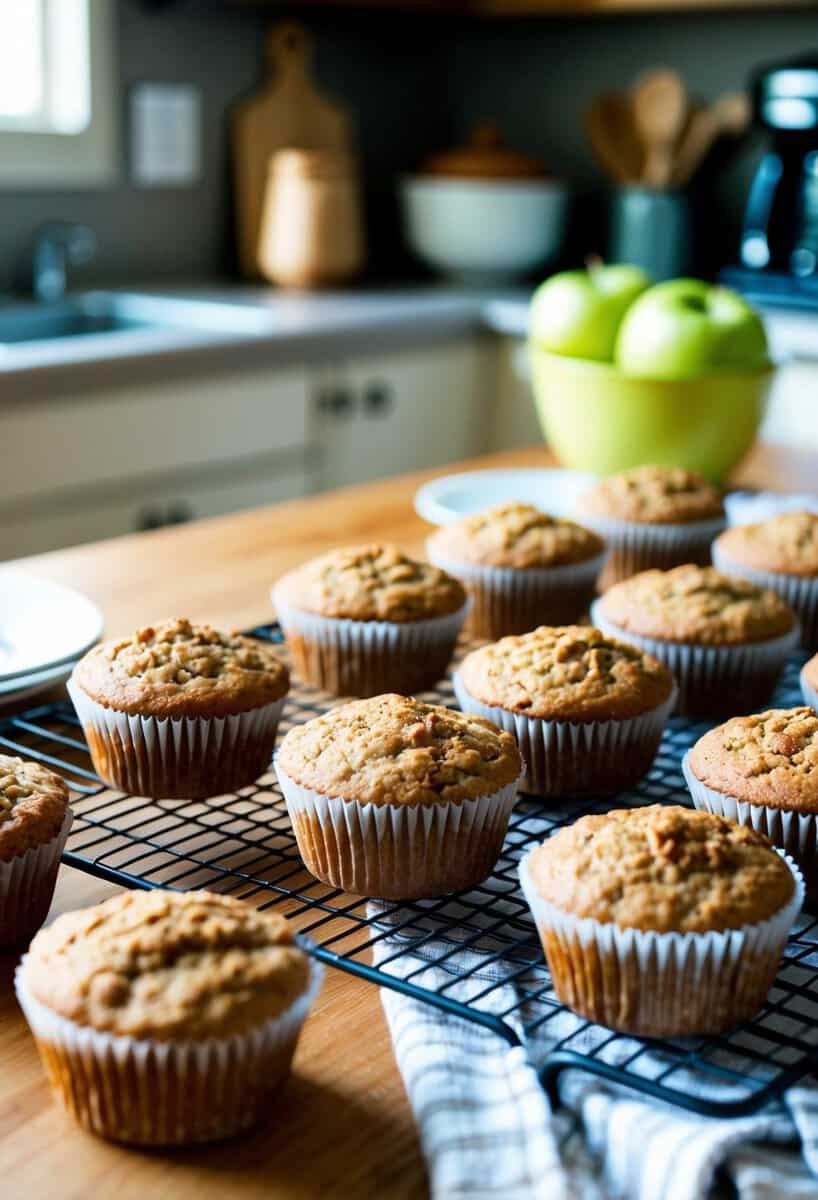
[585,93,643,184]
[632,68,688,189]
[231,21,354,279]
[670,91,752,188]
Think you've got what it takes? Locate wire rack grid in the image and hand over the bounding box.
[1,626,816,1119]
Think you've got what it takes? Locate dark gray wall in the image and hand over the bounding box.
[449,8,818,270]
[0,0,451,291]
[0,2,814,288]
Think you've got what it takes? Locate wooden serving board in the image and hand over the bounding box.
[231,21,354,279]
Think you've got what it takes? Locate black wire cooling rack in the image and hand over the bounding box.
[2,627,816,1120]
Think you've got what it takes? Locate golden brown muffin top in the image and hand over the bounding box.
[273,544,466,623]
[458,625,673,722]
[577,465,725,526]
[527,804,794,933]
[598,565,797,646]
[716,511,818,578]
[427,503,605,569]
[72,618,289,719]
[688,707,818,813]
[24,890,311,1041]
[804,652,818,692]
[277,693,522,807]
[0,755,68,863]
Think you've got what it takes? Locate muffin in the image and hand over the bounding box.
[454,625,675,796]
[684,707,818,900]
[576,464,726,587]
[713,511,818,650]
[275,694,522,898]
[802,652,818,710]
[0,756,71,947]
[519,805,802,1036]
[14,890,321,1145]
[68,618,290,799]
[426,502,606,639]
[592,564,799,716]
[272,544,468,697]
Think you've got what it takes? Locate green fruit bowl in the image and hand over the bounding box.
[529,346,773,482]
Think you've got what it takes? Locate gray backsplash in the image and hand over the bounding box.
[0,0,813,290]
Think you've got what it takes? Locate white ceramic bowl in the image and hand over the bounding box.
[400,176,569,284]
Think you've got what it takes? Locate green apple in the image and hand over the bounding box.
[529,264,651,362]
[615,279,770,379]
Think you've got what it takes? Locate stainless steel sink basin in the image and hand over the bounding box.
[0,291,276,349]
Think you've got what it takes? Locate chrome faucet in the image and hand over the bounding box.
[32,221,96,303]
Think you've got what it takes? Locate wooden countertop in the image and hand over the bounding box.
[1,441,814,1199]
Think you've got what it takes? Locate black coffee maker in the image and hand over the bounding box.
[741,55,818,278]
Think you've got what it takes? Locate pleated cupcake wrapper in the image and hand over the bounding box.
[453,673,675,797]
[683,750,818,900]
[0,808,73,947]
[425,544,607,638]
[275,759,521,900]
[14,952,323,1146]
[67,678,286,799]
[271,591,469,696]
[713,542,818,650]
[802,666,818,710]
[519,848,804,1036]
[590,599,800,716]
[578,514,725,584]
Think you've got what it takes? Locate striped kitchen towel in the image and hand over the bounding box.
[369,896,818,1200]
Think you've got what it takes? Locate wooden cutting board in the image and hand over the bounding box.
[232,21,354,279]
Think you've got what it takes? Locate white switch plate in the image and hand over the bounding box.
[131,82,201,187]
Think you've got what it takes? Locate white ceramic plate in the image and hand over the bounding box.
[0,659,79,706]
[0,571,103,682]
[414,468,598,527]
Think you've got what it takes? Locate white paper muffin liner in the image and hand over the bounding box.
[67,678,286,800]
[713,542,818,650]
[519,846,803,1036]
[275,759,521,899]
[453,673,675,797]
[425,543,607,638]
[0,808,73,947]
[271,589,468,697]
[590,598,800,716]
[15,950,323,1145]
[801,664,818,711]
[577,514,725,586]
[683,750,818,900]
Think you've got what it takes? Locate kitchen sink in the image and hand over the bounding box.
[0,291,276,349]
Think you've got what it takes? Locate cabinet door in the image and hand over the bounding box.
[313,339,492,491]
[488,337,542,452]
[0,459,312,562]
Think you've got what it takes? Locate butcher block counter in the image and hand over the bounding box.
[1,442,815,1200]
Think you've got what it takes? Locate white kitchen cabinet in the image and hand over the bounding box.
[0,457,312,561]
[0,364,313,560]
[311,340,493,491]
[487,337,541,452]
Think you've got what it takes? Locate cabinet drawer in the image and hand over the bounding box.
[0,461,311,561]
[1,367,309,506]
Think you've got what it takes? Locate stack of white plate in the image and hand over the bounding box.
[0,572,104,706]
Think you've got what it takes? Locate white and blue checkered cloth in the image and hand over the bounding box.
[370,894,818,1200]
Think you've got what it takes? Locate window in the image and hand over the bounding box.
[0,0,117,187]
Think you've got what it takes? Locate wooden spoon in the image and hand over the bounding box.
[585,93,643,184]
[632,68,688,189]
[670,92,752,188]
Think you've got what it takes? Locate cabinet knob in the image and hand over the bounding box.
[137,505,165,531]
[317,385,354,416]
[363,381,393,416]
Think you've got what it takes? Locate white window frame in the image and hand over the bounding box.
[0,0,118,188]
